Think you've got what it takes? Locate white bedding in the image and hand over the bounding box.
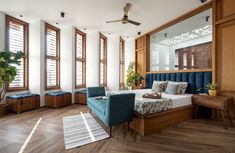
[133,89,193,108]
[107,89,193,115]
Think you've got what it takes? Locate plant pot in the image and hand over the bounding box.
[208,90,217,96]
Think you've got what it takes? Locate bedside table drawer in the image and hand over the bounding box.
[195,97,224,110]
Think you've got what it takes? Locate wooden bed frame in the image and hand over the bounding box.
[130,105,194,135]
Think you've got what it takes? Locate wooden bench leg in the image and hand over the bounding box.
[109,126,112,137]
[220,111,227,129]
[226,111,233,127]
[127,122,130,131]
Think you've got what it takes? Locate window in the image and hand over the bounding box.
[99,33,107,86]
[45,23,60,90]
[119,37,125,88]
[75,29,86,88]
[5,15,29,91]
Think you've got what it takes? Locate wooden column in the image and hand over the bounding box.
[135,34,150,87]
[213,0,235,118]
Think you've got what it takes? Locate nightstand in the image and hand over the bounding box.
[193,94,233,129]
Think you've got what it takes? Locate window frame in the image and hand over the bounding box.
[5,15,29,92]
[75,29,86,89]
[119,37,125,88]
[45,23,60,90]
[99,33,107,86]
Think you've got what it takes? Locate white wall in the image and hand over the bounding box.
[61,27,73,102]
[150,43,171,71]
[0,12,5,50]
[107,36,119,90]
[124,38,135,78]
[29,21,41,103]
[86,32,99,87]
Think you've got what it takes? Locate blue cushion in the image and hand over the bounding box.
[7,93,39,99]
[88,98,107,115]
[76,89,87,94]
[47,91,70,96]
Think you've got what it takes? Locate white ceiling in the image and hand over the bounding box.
[0,0,210,38]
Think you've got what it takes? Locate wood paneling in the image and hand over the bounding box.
[130,105,193,135]
[214,0,235,118]
[135,35,150,86]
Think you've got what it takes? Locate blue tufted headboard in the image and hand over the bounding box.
[146,71,212,94]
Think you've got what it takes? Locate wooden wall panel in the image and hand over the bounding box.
[218,0,235,19]
[135,35,150,86]
[214,0,235,118]
[136,37,145,50]
[219,20,235,92]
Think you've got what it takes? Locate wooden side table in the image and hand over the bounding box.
[193,94,233,129]
[45,92,71,108]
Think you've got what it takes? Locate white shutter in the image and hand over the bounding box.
[46,24,59,88]
[9,20,25,88]
[75,31,86,87]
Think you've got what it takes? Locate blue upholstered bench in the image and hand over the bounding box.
[45,91,72,108]
[7,93,40,114]
[87,86,135,136]
[75,89,87,104]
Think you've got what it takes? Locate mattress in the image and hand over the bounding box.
[107,89,193,115]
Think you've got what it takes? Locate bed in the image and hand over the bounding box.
[115,71,212,135]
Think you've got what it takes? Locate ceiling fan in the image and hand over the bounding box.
[106,3,141,26]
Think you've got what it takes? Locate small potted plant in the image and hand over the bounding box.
[197,83,219,96]
[207,83,219,96]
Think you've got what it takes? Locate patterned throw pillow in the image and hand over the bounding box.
[165,82,179,95]
[177,82,188,94]
[151,81,168,93]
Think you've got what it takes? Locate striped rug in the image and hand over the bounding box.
[63,113,109,150]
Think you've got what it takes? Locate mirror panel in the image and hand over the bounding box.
[150,8,212,71]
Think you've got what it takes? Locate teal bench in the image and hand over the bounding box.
[87,86,135,136]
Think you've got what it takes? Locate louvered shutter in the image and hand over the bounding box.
[46,24,60,89]
[99,34,107,86]
[8,20,25,88]
[75,31,86,88]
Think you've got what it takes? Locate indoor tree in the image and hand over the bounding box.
[125,61,141,89]
[0,49,24,104]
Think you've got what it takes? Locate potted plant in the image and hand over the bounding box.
[0,49,24,105]
[125,62,141,90]
[207,83,219,96]
[197,82,219,96]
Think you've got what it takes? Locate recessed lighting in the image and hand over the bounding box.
[83,28,86,30]
[19,15,23,18]
[61,12,65,18]
[56,22,59,25]
[137,32,141,35]
[108,33,111,35]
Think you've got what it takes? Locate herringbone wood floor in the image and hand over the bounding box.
[0,104,234,153]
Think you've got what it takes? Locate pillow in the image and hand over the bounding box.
[177,82,188,94]
[143,92,162,99]
[165,82,179,95]
[166,81,188,94]
[151,81,168,93]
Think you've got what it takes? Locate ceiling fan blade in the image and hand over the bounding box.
[106,19,122,23]
[127,19,141,26]
[124,3,132,16]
